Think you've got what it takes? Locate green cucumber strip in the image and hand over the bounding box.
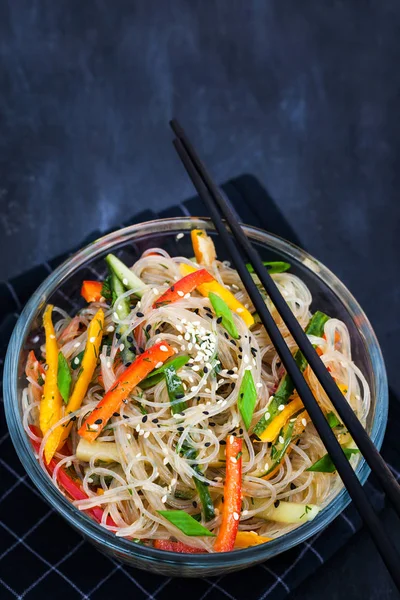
[307,447,360,473]
[177,442,215,521]
[57,352,72,404]
[326,411,341,428]
[209,292,239,339]
[157,510,215,536]
[253,311,330,438]
[238,370,257,430]
[246,261,291,274]
[165,365,186,414]
[105,253,146,298]
[270,420,295,465]
[140,355,190,389]
[110,270,135,364]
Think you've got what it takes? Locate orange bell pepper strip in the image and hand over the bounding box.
[25,351,46,403]
[40,305,63,444]
[153,269,214,309]
[214,435,243,552]
[153,540,206,553]
[179,263,254,328]
[78,341,175,441]
[49,308,105,457]
[234,531,272,549]
[191,229,216,266]
[81,280,103,303]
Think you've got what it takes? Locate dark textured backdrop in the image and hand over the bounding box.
[1,1,399,598]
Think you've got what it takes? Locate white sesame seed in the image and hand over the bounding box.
[113,312,119,320]
[74,342,81,348]
[50,334,55,339]
[231,374,239,379]
[242,509,249,516]
[230,456,237,463]
[205,388,211,393]
[233,367,238,372]
[278,404,285,411]
[144,431,150,439]
[106,360,111,368]
[89,424,99,431]
[136,452,141,458]
[233,512,239,521]
[256,382,263,388]
[278,436,285,444]
[163,457,169,465]
[184,292,191,299]
[136,424,141,432]
[177,335,183,340]
[177,290,184,297]
[160,345,169,352]
[192,365,200,371]
[127,434,132,440]
[89,336,96,344]
[229,435,234,444]
[107,325,114,332]
[190,386,198,392]
[236,308,244,313]
[301,418,307,427]
[162,447,169,455]
[155,361,163,368]
[265,412,271,420]
[123,278,129,286]
[137,302,141,308]
[176,233,184,240]
[87,477,93,484]
[243,355,249,363]
[74,357,80,365]
[139,430,145,436]
[173,413,182,419]
[119,343,125,352]
[170,478,177,486]
[161,494,168,503]
[153,288,159,295]
[264,462,269,471]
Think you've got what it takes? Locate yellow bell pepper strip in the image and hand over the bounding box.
[40,305,63,463]
[53,308,105,455]
[214,435,243,552]
[191,229,216,266]
[78,341,175,442]
[234,531,272,549]
[258,396,304,443]
[179,263,254,328]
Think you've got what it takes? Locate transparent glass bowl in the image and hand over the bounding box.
[4,217,388,577]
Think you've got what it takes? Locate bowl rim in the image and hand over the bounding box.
[3,216,388,569]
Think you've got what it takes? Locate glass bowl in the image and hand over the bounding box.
[3,217,388,577]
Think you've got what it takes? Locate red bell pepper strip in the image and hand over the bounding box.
[29,426,115,526]
[81,280,103,303]
[214,435,243,552]
[153,539,206,553]
[78,341,175,442]
[153,269,214,309]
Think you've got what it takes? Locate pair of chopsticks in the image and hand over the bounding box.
[170,119,400,590]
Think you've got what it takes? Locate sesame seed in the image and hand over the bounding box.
[205,388,211,393]
[265,412,271,420]
[230,456,237,463]
[137,312,144,318]
[278,436,285,444]
[139,430,145,436]
[256,382,263,388]
[243,355,249,364]
[301,418,307,427]
[89,424,99,431]
[74,357,80,365]
[144,431,150,438]
[161,494,168,503]
[177,290,184,297]
[122,278,129,286]
[155,361,163,368]
[192,365,200,371]
[176,233,184,240]
[229,435,234,444]
[233,512,239,521]
[163,457,169,465]
[107,325,114,332]
[160,345,169,352]
[119,343,125,352]
[236,308,244,313]
[190,385,198,392]
[152,288,159,295]
[74,342,80,348]
[171,478,177,486]
[278,404,285,411]
[127,434,132,440]
[136,452,141,458]
[205,442,211,447]
[136,424,141,432]
[242,509,249,516]
[184,292,191,299]
[264,462,269,471]
[113,312,119,320]
[231,374,239,379]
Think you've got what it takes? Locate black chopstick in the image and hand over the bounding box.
[170,122,400,590]
[171,118,400,519]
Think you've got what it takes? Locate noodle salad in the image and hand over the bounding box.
[23,229,370,553]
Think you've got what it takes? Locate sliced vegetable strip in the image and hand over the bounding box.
[237,370,257,430]
[234,531,272,549]
[53,308,105,455]
[153,540,206,553]
[25,350,45,403]
[246,261,290,274]
[307,447,360,473]
[57,352,72,404]
[105,253,147,297]
[78,341,174,442]
[140,355,190,389]
[253,311,329,438]
[179,263,254,327]
[157,510,215,536]
[179,441,215,521]
[214,435,243,552]
[153,269,214,309]
[30,426,115,526]
[81,280,103,303]
[191,229,216,266]
[209,292,239,339]
[165,365,186,414]
[40,305,63,464]
[108,267,135,364]
[258,396,304,443]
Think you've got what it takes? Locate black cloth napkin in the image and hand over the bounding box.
[0,175,397,600]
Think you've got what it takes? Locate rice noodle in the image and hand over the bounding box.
[22,249,370,551]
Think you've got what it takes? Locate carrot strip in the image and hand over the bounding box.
[153,269,214,309]
[214,435,243,552]
[78,341,175,441]
[81,281,103,303]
